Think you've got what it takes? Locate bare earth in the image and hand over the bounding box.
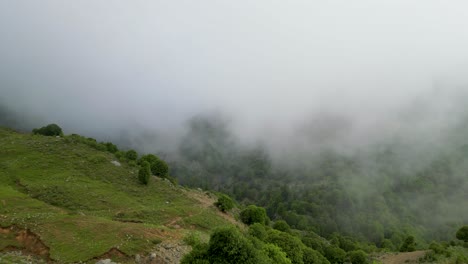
[378,250,428,264]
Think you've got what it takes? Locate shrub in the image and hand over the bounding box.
[266,229,304,264]
[249,223,267,241]
[324,245,346,264]
[138,161,151,185]
[399,236,416,252]
[303,247,330,264]
[207,226,265,264]
[32,123,63,136]
[240,205,268,225]
[347,250,368,264]
[125,150,138,161]
[215,194,235,212]
[104,142,118,153]
[139,154,169,177]
[273,220,291,233]
[262,243,292,264]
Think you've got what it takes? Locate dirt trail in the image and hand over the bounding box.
[378,250,428,264]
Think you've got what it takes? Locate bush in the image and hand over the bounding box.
[207,226,266,264]
[215,194,235,212]
[347,250,368,264]
[138,161,151,185]
[249,223,267,241]
[32,123,63,136]
[456,226,468,242]
[125,150,138,161]
[240,205,269,225]
[303,247,330,264]
[324,245,346,264]
[139,154,169,177]
[399,236,416,252]
[104,142,118,153]
[273,220,291,233]
[262,243,292,264]
[266,229,304,264]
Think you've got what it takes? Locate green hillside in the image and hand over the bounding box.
[0,127,233,263]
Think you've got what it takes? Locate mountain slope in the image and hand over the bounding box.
[0,127,234,263]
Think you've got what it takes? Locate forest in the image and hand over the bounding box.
[171,113,468,249]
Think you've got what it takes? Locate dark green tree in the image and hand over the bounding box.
[207,226,267,264]
[399,236,416,252]
[248,223,267,241]
[323,245,346,264]
[104,142,118,153]
[347,250,368,264]
[214,194,235,212]
[125,150,138,161]
[139,154,169,177]
[456,226,468,242]
[138,161,151,185]
[32,123,63,136]
[266,229,304,264]
[273,220,291,233]
[240,205,268,225]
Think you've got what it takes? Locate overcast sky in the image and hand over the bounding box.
[1,1,468,146]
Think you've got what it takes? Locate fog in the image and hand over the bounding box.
[1,1,468,152]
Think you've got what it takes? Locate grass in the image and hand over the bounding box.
[0,127,234,262]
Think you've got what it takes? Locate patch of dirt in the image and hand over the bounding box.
[92,247,131,262]
[0,226,51,261]
[377,250,428,264]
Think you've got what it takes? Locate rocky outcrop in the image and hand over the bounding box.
[135,241,191,264]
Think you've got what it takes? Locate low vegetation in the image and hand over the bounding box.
[0,126,233,262]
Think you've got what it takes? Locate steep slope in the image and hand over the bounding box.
[0,127,234,263]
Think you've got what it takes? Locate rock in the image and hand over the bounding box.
[135,254,141,263]
[95,259,117,264]
[111,160,121,167]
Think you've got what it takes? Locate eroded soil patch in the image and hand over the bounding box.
[0,226,51,261]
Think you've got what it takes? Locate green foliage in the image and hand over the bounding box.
[138,161,151,185]
[214,194,235,212]
[248,223,267,241]
[399,235,416,252]
[104,142,118,153]
[266,229,304,264]
[273,220,291,233]
[456,226,468,242]
[172,115,468,245]
[347,250,368,264]
[0,127,234,263]
[323,245,346,264]
[139,154,169,177]
[206,226,267,264]
[184,232,204,247]
[240,205,268,225]
[262,243,292,264]
[125,150,138,161]
[380,239,394,251]
[303,247,330,264]
[32,123,63,136]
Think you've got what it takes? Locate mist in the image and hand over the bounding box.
[1,1,468,151]
[3,1,468,244]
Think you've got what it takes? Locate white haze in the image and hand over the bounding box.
[1,1,468,152]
